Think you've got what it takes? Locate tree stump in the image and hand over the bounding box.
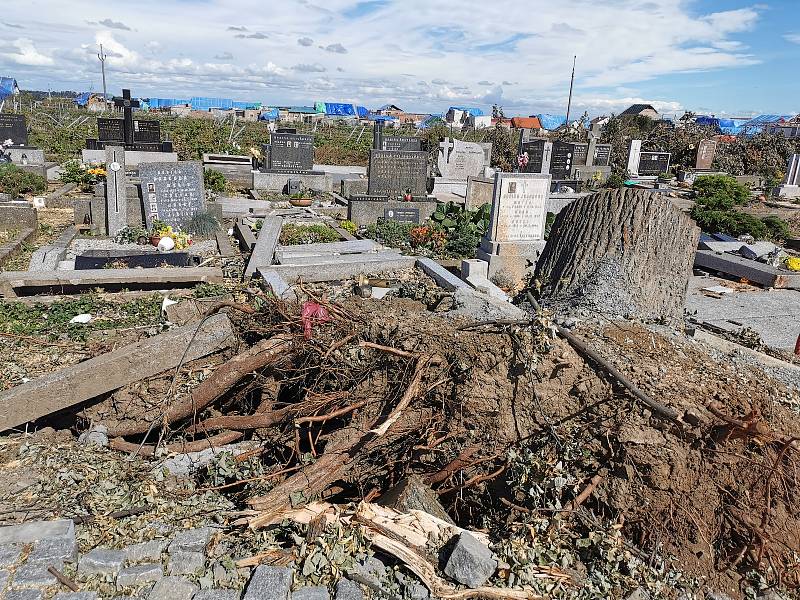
[534,189,700,323]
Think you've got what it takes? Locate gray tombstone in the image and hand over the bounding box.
[267,133,314,172]
[437,138,491,180]
[777,154,800,198]
[626,140,642,175]
[138,161,206,230]
[367,150,427,197]
[695,140,717,170]
[105,146,128,236]
[586,138,598,166]
[382,136,421,152]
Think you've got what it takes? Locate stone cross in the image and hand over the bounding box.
[113,89,140,146]
[586,137,598,167]
[105,146,127,235]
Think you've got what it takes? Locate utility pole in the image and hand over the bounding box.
[565,55,576,130]
[98,44,108,110]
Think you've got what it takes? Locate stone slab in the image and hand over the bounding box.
[12,560,62,587]
[244,566,293,600]
[275,240,379,261]
[169,528,214,554]
[347,199,437,227]
[0,267,225,297]
[244,217,283,278]
[148,576,198,600]
[276,250,400,266]
[5,589,43,600]
[431,178,467,197]
[0,520,74,545]
[194,591,240,600]
[28,536,78,563]
[415,257,469,291]
[5,148,45,165]
[78,549,125,576]
[54,594,98,600]
[0,543,22,567]
[234,220,257,252]
[334,579,364,600]
[82,149,178,167]
[252,171,332,193]
[117,563,164,588]
[0,313,235,432]
[694,250,800,289]
[0,204,38,230]
[257,269,296,301]
[215,231,235,258]
[292,587,330,600]
[168,552,204,576]
[268,255,417,283]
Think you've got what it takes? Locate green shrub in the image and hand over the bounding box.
[606,173,624,189]
[339,220,357,235]
[204,169,226,192]
[693,175,750,210]
[690,207,790,241]
[761,215,792,240]
[430,201,491,258]
[279,223,340,245]
[363,220,415,249]
[0,164,46,198]
[186,211,220,237]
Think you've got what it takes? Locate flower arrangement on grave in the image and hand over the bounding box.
[149,219,193,249]
[409,225,446,251]
[402,188,413,202]
[60,160,106,192]
[517,152,529,170]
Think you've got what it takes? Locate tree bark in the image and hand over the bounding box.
[534,189,699,323]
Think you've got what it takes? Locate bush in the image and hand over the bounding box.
[204,169,226,193]
[279,223,340,245]
[363,220,415,249]
[690,207,790,241]
[186,212,220,237]
[606,174,624,189]
[0,164,46,198]
[693,175,750,210]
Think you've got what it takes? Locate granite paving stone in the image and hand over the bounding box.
[78,548,125,576]
[333,579,363,600]
[124,541,168,564]
[12,560,62,588]
[4,589,44,600]
[193,590,240,600]
[147,576,199,600]
[168,528,214,554]
[292,586,330,600]
[0,544,22,567]
[28,537,78,563]
[243,566,293,600]
[117,564,164,588]
[168,552,205,576]
[0,520,74,545]
[53,593,99,600]
[0,568,10,590]
[442,532,496,589]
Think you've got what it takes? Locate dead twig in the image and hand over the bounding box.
[109,431,242,456]
[47,566,78,591]
[359,341,417,359]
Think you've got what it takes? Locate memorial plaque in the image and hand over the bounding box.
[138,161,206,230]
[549,141,575,180]
[134,120,161,144]
[487,173,551,242]
[0,114,28,146]
[383,136,422,152]
[518,139,549,174]
[383,207,420,224]
[695,140,717,170]
[268,133,314,172]
[571,143,589,169]
[98,118,125,143]
[438,138,490,180]
[367,150,427,197]
[276,127,297,134]
[593,144,612,167]
[638,152,671,176]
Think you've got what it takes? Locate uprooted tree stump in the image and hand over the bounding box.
[534,188,700,323]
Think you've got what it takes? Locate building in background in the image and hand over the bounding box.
[618,104,660,120]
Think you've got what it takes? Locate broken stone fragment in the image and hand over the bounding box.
[169,527,215,554]
[291,586,330,600]
[5,590,44,600]
[124,540,169,564]
[334,579,363,600]
[377,476,455,525]
[243,566,293,600]
[28,536,78,563]
[78,548,125,576]
[0,543,22,567]
[442,532,497,589]
[168,551,205,576]
[117,563,164,588]
[148,576,199,600]
[12,560,63,587]
[78,425,109,447]
[54,593,100,600]
[194,590,240,600]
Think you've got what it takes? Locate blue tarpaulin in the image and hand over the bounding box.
[368,114,397,122]
[324,103,357,117]
[0,78,18,102]
[534,114,567,130]
[73,92,93,107]
[147,97,261,111]
[356,106,368,118]
[418,115,444,129]
[449,106,484,116]
[259,108,279,121]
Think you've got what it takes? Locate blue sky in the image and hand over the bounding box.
[0,0,798,117]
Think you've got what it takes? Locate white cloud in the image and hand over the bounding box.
[0,0,778,114]
[785,33,800,44]
[2,38,53,66]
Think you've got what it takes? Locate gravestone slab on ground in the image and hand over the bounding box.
[138,162,206,230]
[695,140,717,170]
[437,138,490,180]
[366,150,427,197]
[477,172,552,286]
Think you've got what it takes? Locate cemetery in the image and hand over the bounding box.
[3,78,800,600]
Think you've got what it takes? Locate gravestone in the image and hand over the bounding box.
[133,120,162,144]
[138,162,206,230]
[477,172,552,285]
[638,152,671,176]
[695,140,717,170]
[0,114,28,146]
[367,150,427,197]
[267,133,314,172]
[777,154,800,199]
[437,138,491,180]
[626,140,642,175]
[276,127,297,134]
[383,136,422,152]
[105,146,128,236]
[98,118,125,143]
[384,207,420,224]
[571,143,589,169]
[593,144,612,167]
[518,139,552,174]
[86,89,174,154]
[549,142,575,180]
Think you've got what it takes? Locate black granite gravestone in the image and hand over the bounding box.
[367,150,427,197]
[518,139,546,173]
[97,118,125,143]
[133,120,161,144]
[593,144,612,167]
[571,143,589,168]
[638,152,671,176]
[383,207,420,224]
[138,162,206,230]
[0,114,28,146]
[267,133,314,172]
[549,142,575,180]
[86,89,173,153]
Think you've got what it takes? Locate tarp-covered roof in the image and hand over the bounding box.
[289,106,318,114]
[368,114,397,122]
[322,102,357,117]
[0,78,19,102]
[148,97,261,111]
[259,108,279,121]
[534,114,567,130]
[449,106,484,116]
[418,114,445,129]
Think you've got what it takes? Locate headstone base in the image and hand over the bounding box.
[341,178,368,198]
[476,238,547,286]
[777,185,800,199]
[570,165,612,185]
[252,170,331,193]
[82,149,178,167]
[464,177,494,210]
[431,178,467,197]
[348,197,438,226]
[5,147,45,166]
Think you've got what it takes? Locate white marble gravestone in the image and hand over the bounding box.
[778,154,800,199]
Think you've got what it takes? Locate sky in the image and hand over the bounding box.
[0,0,798,118]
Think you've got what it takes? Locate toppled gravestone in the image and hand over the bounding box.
[534,189,700,323]
[442,532,497,589]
